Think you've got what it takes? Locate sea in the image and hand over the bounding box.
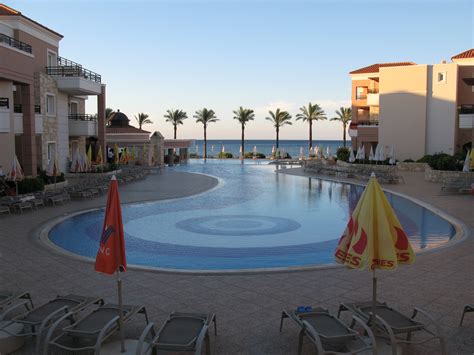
[190,139,345,159]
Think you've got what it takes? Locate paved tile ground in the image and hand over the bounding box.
[0,167,472,354]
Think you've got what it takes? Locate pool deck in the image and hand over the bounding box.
[1,167,473,354]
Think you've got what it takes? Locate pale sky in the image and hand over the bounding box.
[9,0,473,140]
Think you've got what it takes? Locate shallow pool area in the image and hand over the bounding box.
[48,160,456,271]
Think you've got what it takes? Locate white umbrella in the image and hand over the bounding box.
[46,153,60,190]
[299,147,304,160]
[374,144,381,162]
[211,145,214,153]
[326,146,332,159]
[369,146,375,162]
[6,155,24,195]
[379,145,386,162]
[389,145,396,165]
[349,149,356,163]
[463,149,471,172]
[222,145,225,153]
[239,145,243,159]
[196,144,199,159]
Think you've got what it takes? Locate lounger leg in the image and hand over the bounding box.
[459,310,466,326]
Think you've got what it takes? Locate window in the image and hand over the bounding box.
[356,87,366,100]
[46,94,55,116]
[69,101,78,115]
[47,50,57,67]
[437,71,446,83]
[47,142,56,162]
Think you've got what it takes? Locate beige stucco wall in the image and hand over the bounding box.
[379,65,429,161]
[425,63,458,155]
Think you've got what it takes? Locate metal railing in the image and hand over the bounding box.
[13,104,22,113]
[0,33,32,54]
[357,120,379,126]
[459,106,474,115]
[356,94,367,100]
[68,114,97,121]
[46,56,101,83]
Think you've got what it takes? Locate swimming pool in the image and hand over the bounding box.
[48,160,456,271]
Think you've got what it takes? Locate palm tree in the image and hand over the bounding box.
[330,107,352,147]
[135,112,153,130]
[194,108,219,159]
[265,109,292,149]
[105,108,114,119]
[164,109,188,139]
[296,102,327,149]
[233,106,255,157]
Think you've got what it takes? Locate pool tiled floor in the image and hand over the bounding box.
[0,168,472,354]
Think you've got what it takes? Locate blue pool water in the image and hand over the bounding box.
[49,160,456,271]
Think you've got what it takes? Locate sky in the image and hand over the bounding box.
[9,0,473,140]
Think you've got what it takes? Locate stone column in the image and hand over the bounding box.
[21,84,37,177]
[97,84,106,153]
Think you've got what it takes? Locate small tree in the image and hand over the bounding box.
[265,109,292,148]
[296,102,327,149]
[331,107,352,147]
[135,112,153,129]
[233,107,255,157]
[164,109,188,139]
[194,108,219,159]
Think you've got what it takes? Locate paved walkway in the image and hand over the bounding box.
[0,168,472,354]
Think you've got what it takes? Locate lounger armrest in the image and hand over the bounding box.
[43,310,77,355]
[351,315,377,354]
[194,324,209,355]
[412,307,443,336]
[301,320,325,354]
[0,299,31,321]
[136,322,155,355]
[94,315,120,353]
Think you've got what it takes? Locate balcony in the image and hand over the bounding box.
[69,114,98,136]
[0,33,32,54]
[367,93,379,106]
[357,120,379,126]
[46,56,102,96]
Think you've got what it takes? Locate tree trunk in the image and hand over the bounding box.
[241,124,245,159]
[309,120,313,149]
[343,123,347,148]
[276,127,279,148]
[203,125,207,160]
[174,125,177,139]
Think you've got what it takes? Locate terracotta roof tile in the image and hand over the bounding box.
[106,126,150,134]
[350,62,416,75]
[0,3,18,15]
[0,3,63,38]
[451,49,474,60]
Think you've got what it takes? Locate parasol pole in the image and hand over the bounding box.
[116,269,125,352]
[372,268,377,332]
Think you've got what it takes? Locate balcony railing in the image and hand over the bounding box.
[0,33,32,54]
[13,104,22,113]
[356,94,367,100]
[68,114,97,121]
[357,120,379,126]
[459,106,474,115]
[46,56,101,83]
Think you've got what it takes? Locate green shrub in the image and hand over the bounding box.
[244,152,265,159]
[417,153,461,171]
[17,177,44,194]
[403,159,415,163]
[336,147,350,162]
[218,152,233,159]
[38,170,65,185]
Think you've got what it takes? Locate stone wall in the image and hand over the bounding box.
[424,167,474,183]
[304,160,402,184]
[396,162,429,172]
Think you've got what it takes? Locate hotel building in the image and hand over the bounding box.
[349,50,474,160]
[0,3,106,176]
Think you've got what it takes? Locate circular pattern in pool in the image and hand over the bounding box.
[48,160,456,271]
